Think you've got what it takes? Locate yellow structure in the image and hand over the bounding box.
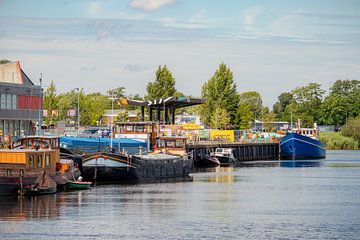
[209,130,234,142]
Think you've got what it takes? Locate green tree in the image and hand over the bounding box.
[43,80,58,125]
[210,106,230,129]
[238,91,263,118]
[146,65,176,100]
[235,104,253,129]
[0,59,11,64]
[273,92,293,120]
[200,63,239,127]
[115,110,129,122]
[81,93,108,126]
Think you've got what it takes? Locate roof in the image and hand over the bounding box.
[119,96,204,109]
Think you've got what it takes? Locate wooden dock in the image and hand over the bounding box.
[186,142,279,162]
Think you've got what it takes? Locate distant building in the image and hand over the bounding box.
[102,109,139,125]
[253,120,289,131]
[0,61,42,140]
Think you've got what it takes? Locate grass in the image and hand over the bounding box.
[319,132,359,150]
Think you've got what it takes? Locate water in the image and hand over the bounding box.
[1,150,359,239]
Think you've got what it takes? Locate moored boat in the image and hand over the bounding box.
[210,148,237,166]
[0,136,80,196]
[81,136,193,183]
[65,180,92,190]
[196,153,220,167]
[280,123,326,159]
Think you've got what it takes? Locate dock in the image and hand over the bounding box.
[186,142,279,162]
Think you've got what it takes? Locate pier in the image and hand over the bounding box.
[187,142,279,162]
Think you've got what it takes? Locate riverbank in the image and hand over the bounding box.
[319,132,359,150]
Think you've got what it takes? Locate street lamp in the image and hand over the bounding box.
[108,94,116,150]
[75,88,80,135]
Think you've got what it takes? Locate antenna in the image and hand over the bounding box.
[38,73,42,136]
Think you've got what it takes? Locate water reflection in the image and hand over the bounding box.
[280,160,323,168]
[0,194,60,221]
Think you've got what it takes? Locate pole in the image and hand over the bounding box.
[38,74,42,136]
[110,94,114,150]
[75,88,80,135]
[163,99,165,126]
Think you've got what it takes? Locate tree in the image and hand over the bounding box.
[115,110,129,122]
[0,59,11,64]
[81,93,108,126]
[200,63,239,127]
[321,79,360,125]
[146,65,176,100]
[107,87,126,100]
[273,92,293,120]
[238,91,263,118]
[43,80,58,125]
[210,106,230,129]
[235,104,253,129]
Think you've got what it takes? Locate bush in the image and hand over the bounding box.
[341,117,360,142]
[319,132,359,150]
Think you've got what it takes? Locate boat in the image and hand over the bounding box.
[0,136,81,196]
[65,180,92,190]
[195,153,220,167]
[81,136,193,183]
[210,148,237,166]
[280,122,326,159]
[20,170,57,195]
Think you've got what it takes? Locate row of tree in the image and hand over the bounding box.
[41,62,359,130]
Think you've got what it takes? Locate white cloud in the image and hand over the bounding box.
[88,1,102,16]
[243,5,263,26]
[129,0,176,12]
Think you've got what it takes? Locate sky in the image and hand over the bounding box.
[0,0,359,107]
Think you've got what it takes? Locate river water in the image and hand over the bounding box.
[1,150,359,240]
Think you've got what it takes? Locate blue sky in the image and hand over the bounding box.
[0,0,359,107]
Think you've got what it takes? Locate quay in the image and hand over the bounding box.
[187,142,280,162]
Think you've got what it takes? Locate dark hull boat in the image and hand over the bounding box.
[210,148,237,166]
[280,133,326,160]
[81,152,193,183]
[196,154,220,168]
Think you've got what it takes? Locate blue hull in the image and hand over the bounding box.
[280,133,326,159]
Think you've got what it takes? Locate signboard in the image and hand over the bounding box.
[182,124,203,130]
[209,130,234,142]
[67,109,76,117]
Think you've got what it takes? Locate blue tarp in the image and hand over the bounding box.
[60,136,147,153]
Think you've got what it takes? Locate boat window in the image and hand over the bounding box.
[28,155,34,167]
[34,139,40,149]
[310,130,313,135]
[176,140,184,148]
[42,139,51,149]
[157,139,165,148]
[126,126,133,131]
[26,139,32,148]
[52,139,59,148]
[216,149,223,153]
[135,126,145,132]
[45,154,51,166]
[166,141,176,148]
[38,155,43,168]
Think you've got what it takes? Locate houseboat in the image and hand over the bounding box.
[0,136,80,196]
[81,136,193,183]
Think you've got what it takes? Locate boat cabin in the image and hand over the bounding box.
[0,136,60,176]
[115,121,158,147]
[293,128,319,140]
[211,148,235,158]
[154,136,187,156]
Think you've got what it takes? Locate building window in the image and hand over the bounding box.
[0,94,5,109]
[12,95,17,109]
[6,94,12,109]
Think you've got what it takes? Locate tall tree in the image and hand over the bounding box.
[210,106,230,130]
[238,91,263,118]
[200,63,239,128]
[235,104,253,129]
[273,92,293,120]
[107,87,126,100]
[146,65,176,100]
[43,80,58,125]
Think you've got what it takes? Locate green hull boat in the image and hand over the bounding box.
[65,181,92,190]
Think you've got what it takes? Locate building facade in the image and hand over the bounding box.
[0,61,42,140]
